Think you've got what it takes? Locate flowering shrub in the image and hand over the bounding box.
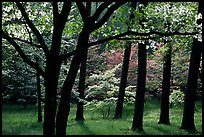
[169,90,185,107]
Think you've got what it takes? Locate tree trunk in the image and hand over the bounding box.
[36,59,42,123]
[75,47,88,121]
[43,56,61,135]
[114,44,131,119]
[56,31,89,135]
[131,43,146,131]
[180,38,202,131]
[158,44,171,124]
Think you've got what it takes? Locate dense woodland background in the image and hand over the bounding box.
[2,2,202,135]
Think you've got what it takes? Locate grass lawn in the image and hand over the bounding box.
[2,98,202,135]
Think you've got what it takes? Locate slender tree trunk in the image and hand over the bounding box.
[131,43,147,131]
[56,31,89,135]
[114,44,131,119]
[36,59,42,123]
[43,56,61,135]
[158,44,171,124]
[114,1,136,119]
[75,47,88,121]
[180,38,202,131]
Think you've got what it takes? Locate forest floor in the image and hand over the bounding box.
[2,98,202,135]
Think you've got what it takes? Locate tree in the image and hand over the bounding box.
[55,2,126,135]
[131,43,147,131]
[180,38,202,131]
[114,44,131,119]
[36,58,42,123]
[114,1,136,119]
[180,3,202,131]
[158,42,172,124]
[75,47,88,121]
[2,2,72,135]
[75,2,91,121]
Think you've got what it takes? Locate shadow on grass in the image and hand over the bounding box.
[76,120,95,135]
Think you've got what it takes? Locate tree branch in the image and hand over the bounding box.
[76,2,88,23]
[91,2,112,22]
[91,2,126,32]
[16,2,49,56]
[116,37,157,41]
[59,2,71,23]
[2,31,45,78]
[59,50,76,64]
[52,2,59,19]
[128,30,199,36]
[88,30,199,47]
[88,31,129,47]
[86,2,91,16]
[12,37,42,48]
[50,2,71,54]
[24,22,33,44]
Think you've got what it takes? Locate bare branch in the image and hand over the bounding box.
[2,31,45,78]
[15,2,49,56]
[59,50,76,63]
[59,2,71,25]
[50,2,71,54]
[88,30,199,47]
[91,2,112,22]
[128,30,199,37]
[76,2,88,23]
[12,37,42,48]
[91,2,126,32]
[88,31,129,47]
[24,23,33,44]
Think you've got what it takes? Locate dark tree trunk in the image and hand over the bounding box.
[180,38,202,131]
[36,59,42,123]
[43,56,61,135]
[201,40,203,93]
[131,43,147,131]
[56,31,89,135]
[158,44,171,124]
[75,47,88,121]
[114,44,131,119]
[114,1,136,119]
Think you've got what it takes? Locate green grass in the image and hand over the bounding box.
[2,98,202,135]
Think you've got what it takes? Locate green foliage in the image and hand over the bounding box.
[169,90,185,107]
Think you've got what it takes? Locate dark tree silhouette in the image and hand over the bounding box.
[158,43,172,124]
[180,2,202,131]
[114,1,136,119]
[114,44,131,119]
[180,39,202,131]
[75,2,91,121]
[131,43,147,131]
[75,48,88,121]
[55,2,126,135]
[3,2,72,135]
